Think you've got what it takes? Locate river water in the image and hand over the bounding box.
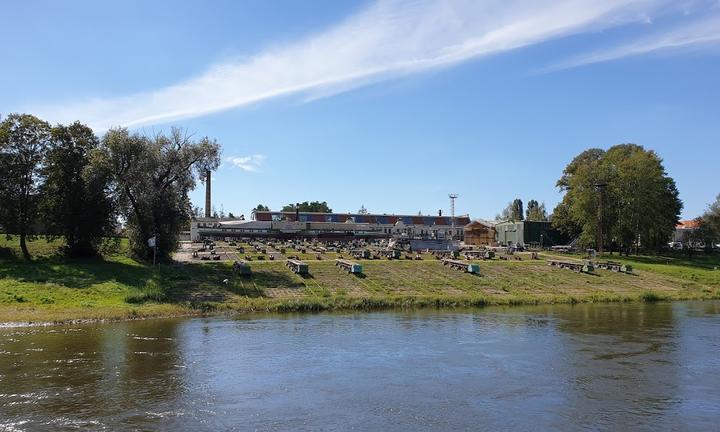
[1,301,719,431]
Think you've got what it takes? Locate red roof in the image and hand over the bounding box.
[676,220,700,229]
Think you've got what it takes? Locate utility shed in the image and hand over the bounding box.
[464,221,496,246]
[494,220,565,247]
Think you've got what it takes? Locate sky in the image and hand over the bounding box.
[1,0,719,220]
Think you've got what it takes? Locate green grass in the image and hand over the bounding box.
[1,236,719,324]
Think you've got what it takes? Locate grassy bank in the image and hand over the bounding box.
[1,237,719,324]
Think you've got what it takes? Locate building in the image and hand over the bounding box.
[190,211,471,242]
[463,220,497,246]
[494,220,565,247]
[672,219,701,244]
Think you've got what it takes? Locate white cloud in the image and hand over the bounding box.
[226,154,266,172]
[31,0,684,130]
[542,14,720,72]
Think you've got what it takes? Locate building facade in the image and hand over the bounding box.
[494,220,564,247]
[191,211,471,242]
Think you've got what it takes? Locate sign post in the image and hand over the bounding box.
[148,236,157,267]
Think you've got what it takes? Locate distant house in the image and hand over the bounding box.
[494,220,566,247]
[464,220,496,246]
[672,219,701,245]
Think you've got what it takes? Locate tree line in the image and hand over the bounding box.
[0,113,220,261]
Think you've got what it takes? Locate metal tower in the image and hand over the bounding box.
[449,193,458,239]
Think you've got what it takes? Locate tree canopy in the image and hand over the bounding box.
[94,128,220,261]
[552,144,681,253]
[281,201,332,213]
[697,194,720,247]
[0,114,52,259]
[525,200,548,221]
[41,122,115,257]
[253,204,270,212]
[497,198,524,221]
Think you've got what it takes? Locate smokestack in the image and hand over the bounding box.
[204,170,211,218]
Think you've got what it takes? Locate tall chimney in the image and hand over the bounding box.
[204,170,211,218]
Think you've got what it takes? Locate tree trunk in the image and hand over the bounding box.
[19,232,30,261]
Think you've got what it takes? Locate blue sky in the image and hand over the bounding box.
[2,0,719,220]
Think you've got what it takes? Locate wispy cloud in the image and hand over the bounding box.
[226,154,266,172]
[542,14,720,72]
[31,0,686,130]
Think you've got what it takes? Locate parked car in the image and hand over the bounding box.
[668,241,683,250]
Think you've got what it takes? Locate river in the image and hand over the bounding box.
[1,301,719,431]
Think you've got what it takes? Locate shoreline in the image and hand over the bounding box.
[3,290,720,328]
[3,238,719,328]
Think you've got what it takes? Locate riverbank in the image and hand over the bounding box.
[1,237,719,325]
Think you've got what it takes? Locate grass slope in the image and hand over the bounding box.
[1,237,719,323]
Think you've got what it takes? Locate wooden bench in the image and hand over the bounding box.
[594,261,632,273]
[350,249,371,259]
[548,259,594,273]
[335,259,363,274]
[287,259,309,275]
[463,250,495,260]
[442,258,480,274]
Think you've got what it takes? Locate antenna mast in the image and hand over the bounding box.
[449,193,458,240]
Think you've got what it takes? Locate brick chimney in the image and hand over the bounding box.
[204,170,211,218]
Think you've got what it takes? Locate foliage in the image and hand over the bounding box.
[40,122,115,257]
[252,204,270,213]
[497,199,524,221]
[281,201,333,213]
[696,195,720,248]
[552,144,682,253]
[0,113,52,260]
[94,128,220,261]
[526,200,548,221]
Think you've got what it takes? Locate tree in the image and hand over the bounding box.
[281,201,332,213]
[497,199,524,221]
[0,114,52,260]
[526,200,547,221]
[40,122,115,257]
[253,204,270,212]
[94,128,220,261]
[552,144,681,254]
[697,194,720,248]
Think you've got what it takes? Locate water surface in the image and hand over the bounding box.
[1,301,719,431]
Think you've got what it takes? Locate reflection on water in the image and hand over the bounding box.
[1,301,719,431]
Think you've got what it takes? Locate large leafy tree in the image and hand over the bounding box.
[553,144,681,254]
[95,128,220,261]
[281,201,332,213]
[0,114,52,260]
[41,122,115,257]
[525,199,547,221]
